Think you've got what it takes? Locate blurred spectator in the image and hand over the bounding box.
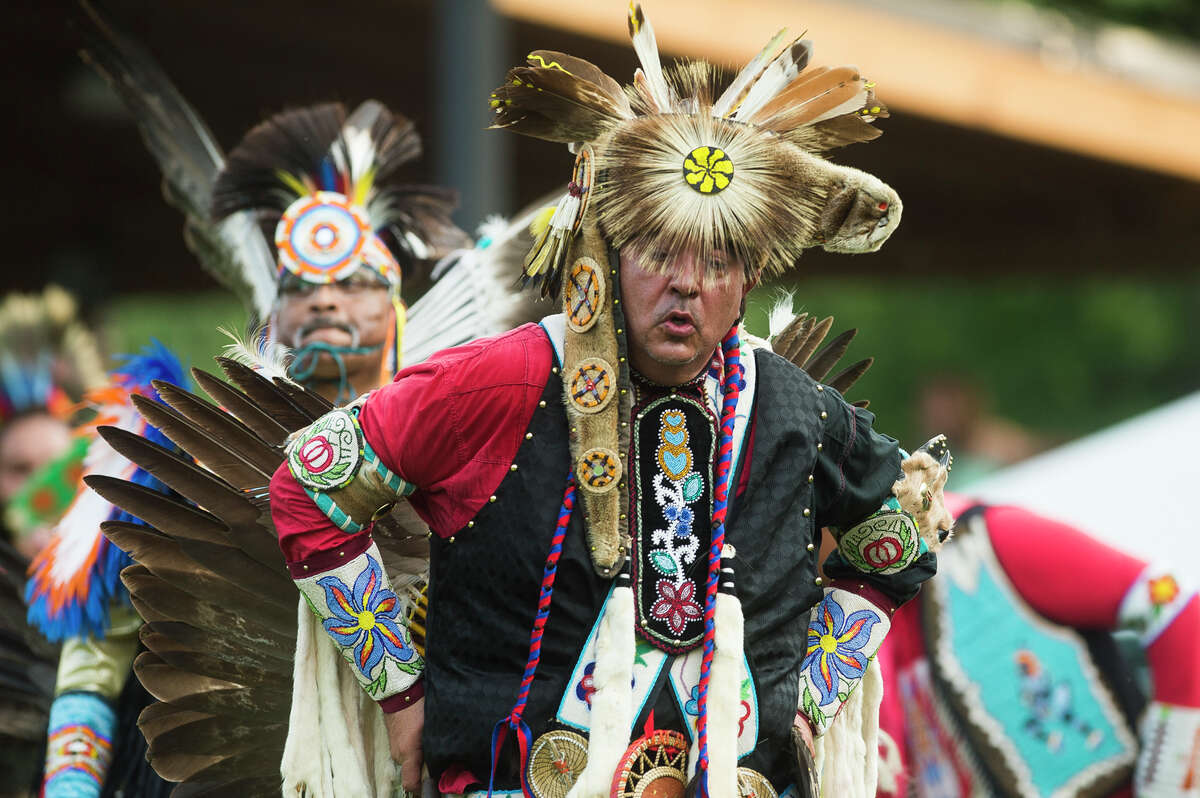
[918,375,1043,484]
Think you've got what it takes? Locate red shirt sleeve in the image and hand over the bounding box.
[274,323,553,568]
[985,505,1144,628]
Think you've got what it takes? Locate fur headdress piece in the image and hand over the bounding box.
[492,4,901,296]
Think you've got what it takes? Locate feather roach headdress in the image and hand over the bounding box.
[492,4,901,296]
[211,101,467,295]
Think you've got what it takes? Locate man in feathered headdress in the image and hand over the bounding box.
[209,101,470,404]
[269,7,952,797]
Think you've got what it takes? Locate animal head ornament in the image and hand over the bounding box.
[491,4,902,295]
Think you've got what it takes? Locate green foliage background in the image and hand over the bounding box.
[742,275,1199,446]
[100,275,1200,449]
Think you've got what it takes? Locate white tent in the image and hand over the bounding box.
[967,391,1200,580]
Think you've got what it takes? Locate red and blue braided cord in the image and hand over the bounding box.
[695,326,742,797]
[488,474,576,798]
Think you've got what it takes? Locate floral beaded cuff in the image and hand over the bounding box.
[294,541,424,701]
[833,498,926,576]
[286,406,415,534]
[798,588,890,735]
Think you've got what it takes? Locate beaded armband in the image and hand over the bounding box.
[294,541,424,700]
[798,588,890,734]
[1134,702,1200,797]
[833,497,926,575]
[286,406,415,533]
[1117,564,1196,646]
[44,692,115,798]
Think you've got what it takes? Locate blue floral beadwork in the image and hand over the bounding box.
[317,553,419,679]
[802,592,881,707]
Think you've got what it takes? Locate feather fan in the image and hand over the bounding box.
[83,360,430,794]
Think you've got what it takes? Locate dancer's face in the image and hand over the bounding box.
[272,270,394,395]
[619,245,754,386]
[0,412,71,504]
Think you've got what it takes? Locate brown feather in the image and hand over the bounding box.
[143,620,292,667]
[803,327,858,382]
[214,358,314,430]
[526,50,630,114]
[101,521,293,623]
[165,745,291,789]
[827,357,874,395]
[191,368,290,445]
[88,475,231,544]
[135,653,240,703]
[772,313,813,363]
[93,426,282,569]
[90,477,230,547]
[491,67,623,144]
[272,377,332,419]
[169,535,291,608]
[151,381,281,476]
[141,629,279,688]
[148,715,285,759]
[163,683,290,721]
[131,395,269,489]
[171,775,283,798]
[790,315,834,368]
[95,426,257,526]
[752,65,852,124]
[121,568,293,651]
[786,114,883,151]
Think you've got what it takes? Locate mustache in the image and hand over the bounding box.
[656,304,697,325]
[293,318,360,348]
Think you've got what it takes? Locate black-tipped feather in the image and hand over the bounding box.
[191,368,290,445]
[152,381,281,476]
[89,478,230,548]
[131,394,269,489]
[215,358,315,429]
[273,376,333,417]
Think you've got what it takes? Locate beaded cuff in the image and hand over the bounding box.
[798,588,890,734]
[44,692,115,798]
[1134,702,1200,797]
[294,541,424,700]
[833,498,925,576]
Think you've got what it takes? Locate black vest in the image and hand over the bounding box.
[424,348,828,788]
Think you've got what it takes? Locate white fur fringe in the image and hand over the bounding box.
[281,597,396,797]
[812,654,884,798]
[566,585,635,798]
